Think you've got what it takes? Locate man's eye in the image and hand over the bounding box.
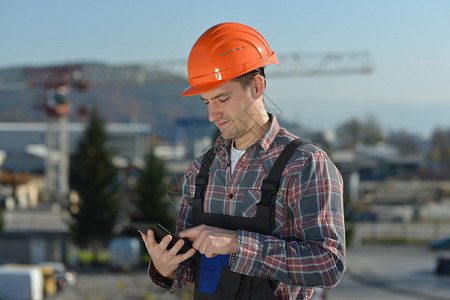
[204,101,209,106]
[219,98,229,103]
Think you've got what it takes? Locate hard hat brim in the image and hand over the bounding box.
[181,81,225,97]
[181,54,279,97]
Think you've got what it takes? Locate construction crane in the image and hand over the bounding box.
[0,50,373,205]
[0,50,372,90]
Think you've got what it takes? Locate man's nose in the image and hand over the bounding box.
[208,101,222,122]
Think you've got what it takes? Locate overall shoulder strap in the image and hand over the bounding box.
[194,147,216,201]
[192,147,216,225]
[260,138,310,206]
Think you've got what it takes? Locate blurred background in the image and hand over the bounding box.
[0,1,449,299]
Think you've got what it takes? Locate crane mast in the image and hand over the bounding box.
[24,66,85,204]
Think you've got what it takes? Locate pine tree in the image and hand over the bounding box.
[429,128,450,166]
[69,106,119,248]
[134,151,176,232]
[343,195,355,248]
[0,208,3,231]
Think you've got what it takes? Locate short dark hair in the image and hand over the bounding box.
[232,67,266,89]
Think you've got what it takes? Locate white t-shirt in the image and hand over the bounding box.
[230,141,246,174]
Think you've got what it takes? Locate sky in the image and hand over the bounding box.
[1,0,450,136]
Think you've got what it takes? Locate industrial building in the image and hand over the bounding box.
[0,121,151,172]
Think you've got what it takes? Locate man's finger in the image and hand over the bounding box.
[158,233,173,251]
[172,248,197,265]
[139,232,149,249]
[145,229,158,248]
[168,238,186,256]
[178,225,204,240]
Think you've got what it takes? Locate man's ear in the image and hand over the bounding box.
[251,74,265,99]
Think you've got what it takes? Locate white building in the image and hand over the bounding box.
[0,122,152,173]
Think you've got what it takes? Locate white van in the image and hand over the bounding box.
[0,266,44,300]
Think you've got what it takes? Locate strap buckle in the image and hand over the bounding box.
[260,179,279,206]
[194,175,208,199]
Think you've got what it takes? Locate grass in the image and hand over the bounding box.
[362,237,430,245]
[69,249,110,264]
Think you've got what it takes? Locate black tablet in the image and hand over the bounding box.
[130,221,192,254]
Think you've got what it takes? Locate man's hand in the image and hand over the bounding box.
[178,225,238,258]
[140,229,196,280]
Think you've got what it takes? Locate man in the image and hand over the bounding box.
[141,22,345,300]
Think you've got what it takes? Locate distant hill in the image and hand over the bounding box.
[0,82,209,139]
[0,63,308,142]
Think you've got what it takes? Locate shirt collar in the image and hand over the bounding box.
[214,113,280,153]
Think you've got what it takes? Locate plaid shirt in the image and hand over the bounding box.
[149,115,346,300]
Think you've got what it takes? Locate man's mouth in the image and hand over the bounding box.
[216,120,231,128]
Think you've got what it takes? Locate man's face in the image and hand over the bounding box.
[200,80,259,141]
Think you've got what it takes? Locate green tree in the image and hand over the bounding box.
[0,208,3,231]
[134,151,176,232]
[362,115,385,145]
[429,128,450,165]
[69,106,119,248]
[336,115,384,148]
[388,130,420,155]
[343,195,355,248]
[336,118,363,148]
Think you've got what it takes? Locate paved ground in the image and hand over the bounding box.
[53,245,450,300]
[53,270,190,300]
[328,245,450,300]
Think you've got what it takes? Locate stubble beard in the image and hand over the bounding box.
[218,118,248,141]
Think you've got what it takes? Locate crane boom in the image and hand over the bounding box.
[0,50,372,91]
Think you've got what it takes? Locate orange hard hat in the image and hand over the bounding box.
[181,22,279,97]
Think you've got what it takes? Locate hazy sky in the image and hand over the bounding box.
[1,0,449,136]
